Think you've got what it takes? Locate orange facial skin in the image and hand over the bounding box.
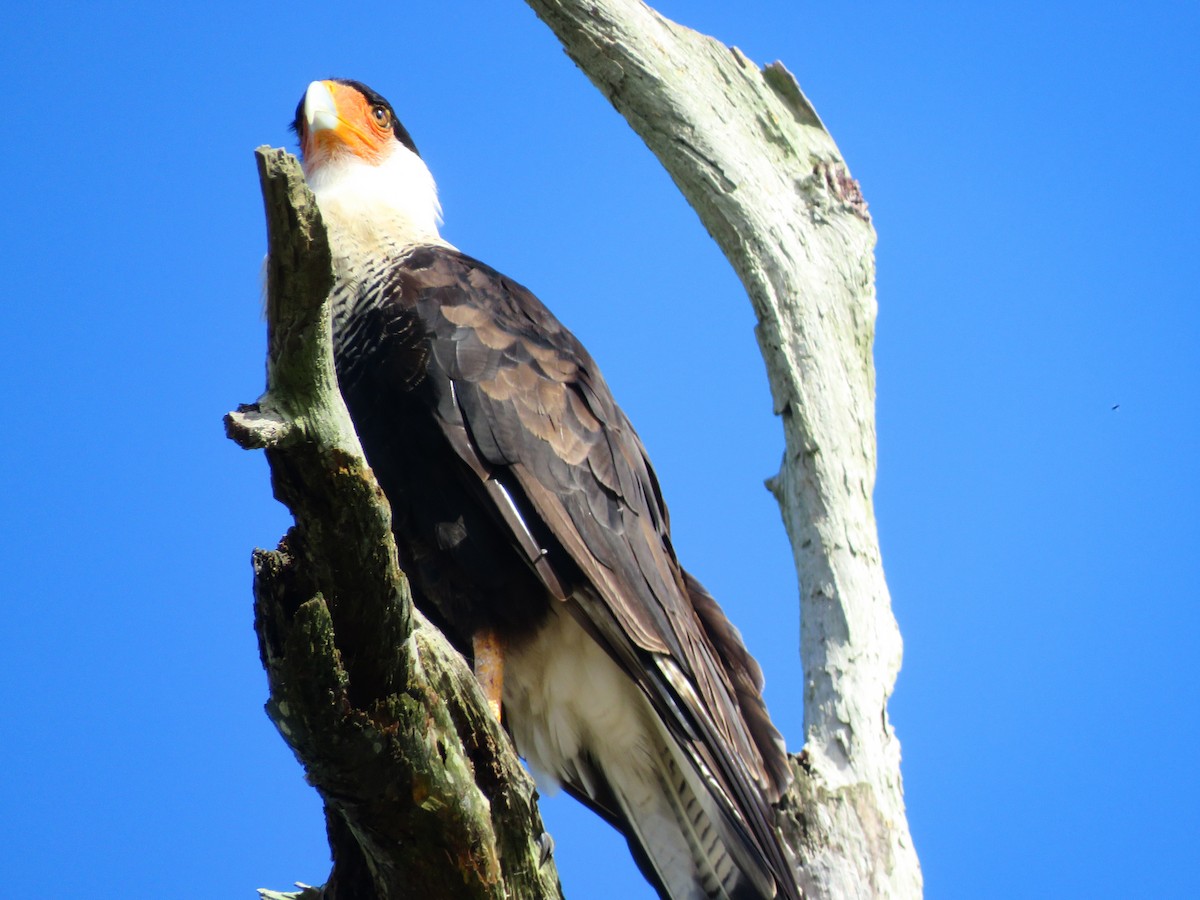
[302,80,396,168]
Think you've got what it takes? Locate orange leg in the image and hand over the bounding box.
[472,629,504,722]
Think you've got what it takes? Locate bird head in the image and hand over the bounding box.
[292,79,442,245]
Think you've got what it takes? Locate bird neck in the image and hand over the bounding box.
[305,146,446,265]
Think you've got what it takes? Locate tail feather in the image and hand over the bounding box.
[503,604,790,900]
[603,723,778,900]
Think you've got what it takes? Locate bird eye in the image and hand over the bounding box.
[372,105,392,129]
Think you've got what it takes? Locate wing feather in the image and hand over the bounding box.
[382,244,793,894]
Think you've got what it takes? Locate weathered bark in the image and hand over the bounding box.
[520,2,921,897]
[228,148,562,900]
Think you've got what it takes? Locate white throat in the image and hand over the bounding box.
[305,144,445,256]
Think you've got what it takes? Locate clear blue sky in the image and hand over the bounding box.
[2,2,1196,897]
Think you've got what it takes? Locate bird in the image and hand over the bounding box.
[291,78,799,900]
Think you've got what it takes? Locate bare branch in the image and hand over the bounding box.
[520,2,921,896]
[230,147,563,900]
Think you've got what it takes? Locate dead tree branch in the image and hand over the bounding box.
[227,147,562,900]
[521,2,921,896]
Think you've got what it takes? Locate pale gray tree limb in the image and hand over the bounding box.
[521,2,921,897]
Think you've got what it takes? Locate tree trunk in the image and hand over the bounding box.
[227,148,562,900]
[521,2,921,897]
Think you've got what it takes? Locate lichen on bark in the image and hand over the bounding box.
[229,147,563,900]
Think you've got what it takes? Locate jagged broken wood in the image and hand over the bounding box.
[521,1,922,897]
[226,147,562,900]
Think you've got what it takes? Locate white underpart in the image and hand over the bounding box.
[505,604,734,899]
[306,146,446,255]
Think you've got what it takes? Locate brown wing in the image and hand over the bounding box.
[381,244,793,893]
